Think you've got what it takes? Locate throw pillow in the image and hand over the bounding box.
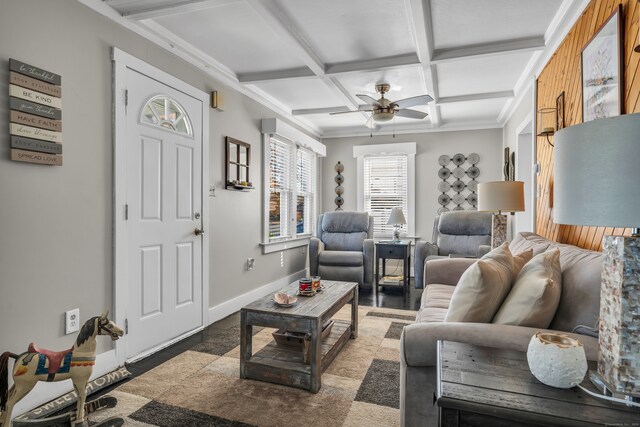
[445,242,514,323]
[513,249,534,276]
[492,248,562,328]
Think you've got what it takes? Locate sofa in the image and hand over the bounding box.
[309,211,375,288]
[400,232,602,426]
[414,211,493,289]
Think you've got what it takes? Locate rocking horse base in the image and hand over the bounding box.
[11,395,123,427]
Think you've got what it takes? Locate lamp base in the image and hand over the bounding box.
[491,213,507,248]
[392,225,400,241]
[598,235,640,395]
[589,370,640,405]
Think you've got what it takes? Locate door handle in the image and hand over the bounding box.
[194,228,205,236]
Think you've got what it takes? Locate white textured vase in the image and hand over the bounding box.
[527,332,588,388]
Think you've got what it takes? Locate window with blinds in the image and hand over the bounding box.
[268,137,316,242]
[269,138,292,240]
[364,154,408,236]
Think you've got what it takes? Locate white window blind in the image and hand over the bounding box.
[364,154,408,236]
[296,149,315,236]
[269,138,292,240]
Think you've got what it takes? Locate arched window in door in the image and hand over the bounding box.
[140,95,193,137]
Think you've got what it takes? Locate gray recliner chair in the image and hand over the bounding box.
[309,211,374,288]
[414,211,492,289]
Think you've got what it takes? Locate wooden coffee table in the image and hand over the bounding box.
[436,341,640,426]
[240,280,358,393]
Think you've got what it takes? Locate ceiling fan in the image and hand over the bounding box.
[331,83,433,122]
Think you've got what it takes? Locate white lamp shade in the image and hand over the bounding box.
[554,113,640,228]
[387,208,407,225]
[477,181,525,212]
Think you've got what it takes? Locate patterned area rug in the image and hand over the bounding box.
[91,306,416,427]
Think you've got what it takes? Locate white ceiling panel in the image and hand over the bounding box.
[436,51,534,98]
[96,0,585,136]
[439,99,507,124]
[153,2,307,74]
[274,0,416,64]
[251,78,347,110]
[431,0,562,49]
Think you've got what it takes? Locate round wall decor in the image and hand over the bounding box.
[438,167,451,179]
[334,162,344,211]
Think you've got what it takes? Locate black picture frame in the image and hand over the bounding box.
[581,4,624,122]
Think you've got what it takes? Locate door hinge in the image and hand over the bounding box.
[125,318,128,335]
[124,204,129,220]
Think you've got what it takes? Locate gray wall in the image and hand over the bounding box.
[0,0,305,354]
[321,129,503,242]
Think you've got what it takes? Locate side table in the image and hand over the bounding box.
[436,341,640,426]
[375,240,411,293]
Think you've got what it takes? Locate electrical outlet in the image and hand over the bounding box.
[247,257,255,270]
[301,246,306,255]
[65,309,80,335]
[209,185,216,197]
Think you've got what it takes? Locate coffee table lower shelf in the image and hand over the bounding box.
[244,319,351,391]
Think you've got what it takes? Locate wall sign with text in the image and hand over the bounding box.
[8,59,63,166]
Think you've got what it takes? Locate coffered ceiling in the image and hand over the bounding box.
[86,0,588,138]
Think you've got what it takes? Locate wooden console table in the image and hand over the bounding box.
[436,341,639,426]
[240,280,358,393]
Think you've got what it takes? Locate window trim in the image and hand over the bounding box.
[354,142,416,238]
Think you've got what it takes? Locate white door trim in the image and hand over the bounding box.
[515,111,536,234]
[112,47,210,365]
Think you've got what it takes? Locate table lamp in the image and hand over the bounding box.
[477,181,524,248]
[554,113,640,403]
[387,208,406,241]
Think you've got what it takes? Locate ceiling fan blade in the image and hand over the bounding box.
[395,108,429,120]
[329,109,371,115]
[392,94,433,109]
[356,94,382,107]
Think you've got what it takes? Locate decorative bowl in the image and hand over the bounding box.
[273,292,297,307]
[527,332,587,388]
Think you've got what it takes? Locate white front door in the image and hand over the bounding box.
[124,68,204,358]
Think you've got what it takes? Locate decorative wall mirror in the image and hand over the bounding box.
[225,137,252,189]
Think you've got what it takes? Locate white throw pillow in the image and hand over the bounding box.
[492,248,562,328]
[445,242,514,323]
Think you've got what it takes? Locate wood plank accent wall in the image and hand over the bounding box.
[536,0,640,251]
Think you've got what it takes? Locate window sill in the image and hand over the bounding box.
[260,236,311,254]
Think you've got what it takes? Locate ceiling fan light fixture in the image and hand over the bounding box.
[372,109,394,122]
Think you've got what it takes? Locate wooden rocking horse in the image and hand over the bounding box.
[0,310,124,427]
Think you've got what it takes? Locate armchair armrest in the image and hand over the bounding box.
[424,258,476,287]
[400,322,599,368]
[309,237,324,276]
[414,241,439,289]
[363,238,374,286]
[477,244,491,257]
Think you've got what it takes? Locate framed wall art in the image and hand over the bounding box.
[581,4,624,123]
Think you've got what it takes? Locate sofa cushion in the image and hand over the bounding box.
[445,243,514,323]
[513,249,533,276]
[416,284,454,323]
[438,211,493,235]
[547,243,602,333]
[320,231,368,251]
[437,235,492,257]
[318,250,363,266]
[492,249,562,328]
[509,232,552,256]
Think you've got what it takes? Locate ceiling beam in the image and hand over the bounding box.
[238,68,316,84]
[431,36,546,63]
[438,90,514,104]
[325,53,420,75]
[406,0,441,127]
[292,106,350,116]
[247,0,325,77]
[122,0,240,20]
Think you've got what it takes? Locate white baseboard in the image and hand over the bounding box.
[11,349,118,420]
[208,269,306,325]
